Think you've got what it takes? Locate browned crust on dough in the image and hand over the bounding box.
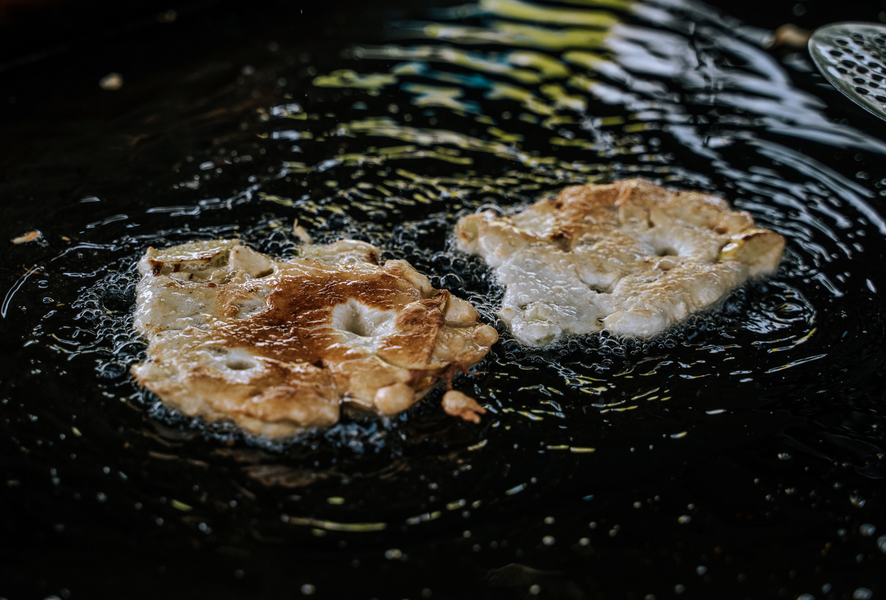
[132,240,497,437]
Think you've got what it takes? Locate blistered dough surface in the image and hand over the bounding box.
[456,178,785,345]
[132,239,497,437]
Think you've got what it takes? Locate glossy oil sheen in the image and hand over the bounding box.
[1,0,885,598]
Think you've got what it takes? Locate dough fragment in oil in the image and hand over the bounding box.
[132,239,497,437]
[456,178,785,345]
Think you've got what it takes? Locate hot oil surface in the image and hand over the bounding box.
[2,0,886,598]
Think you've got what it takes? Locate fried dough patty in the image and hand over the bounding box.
[132,239,497,437]
[456,178,785,345]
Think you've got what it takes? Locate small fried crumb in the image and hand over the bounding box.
[12,230,41,244]
[99,73,124,91]
[769,24,811,49]
[293,219,313,244]
[442,390,487,424]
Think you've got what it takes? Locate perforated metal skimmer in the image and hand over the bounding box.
[809,22,886,121]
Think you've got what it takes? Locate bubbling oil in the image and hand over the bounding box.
[26,186,820,456]
[12,0,882,480]
[5,0,886,597]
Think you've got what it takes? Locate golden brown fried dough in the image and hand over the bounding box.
[457,178,784,345]
[132,239,497,437]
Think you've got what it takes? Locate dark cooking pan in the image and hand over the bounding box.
[2,0,885,598]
